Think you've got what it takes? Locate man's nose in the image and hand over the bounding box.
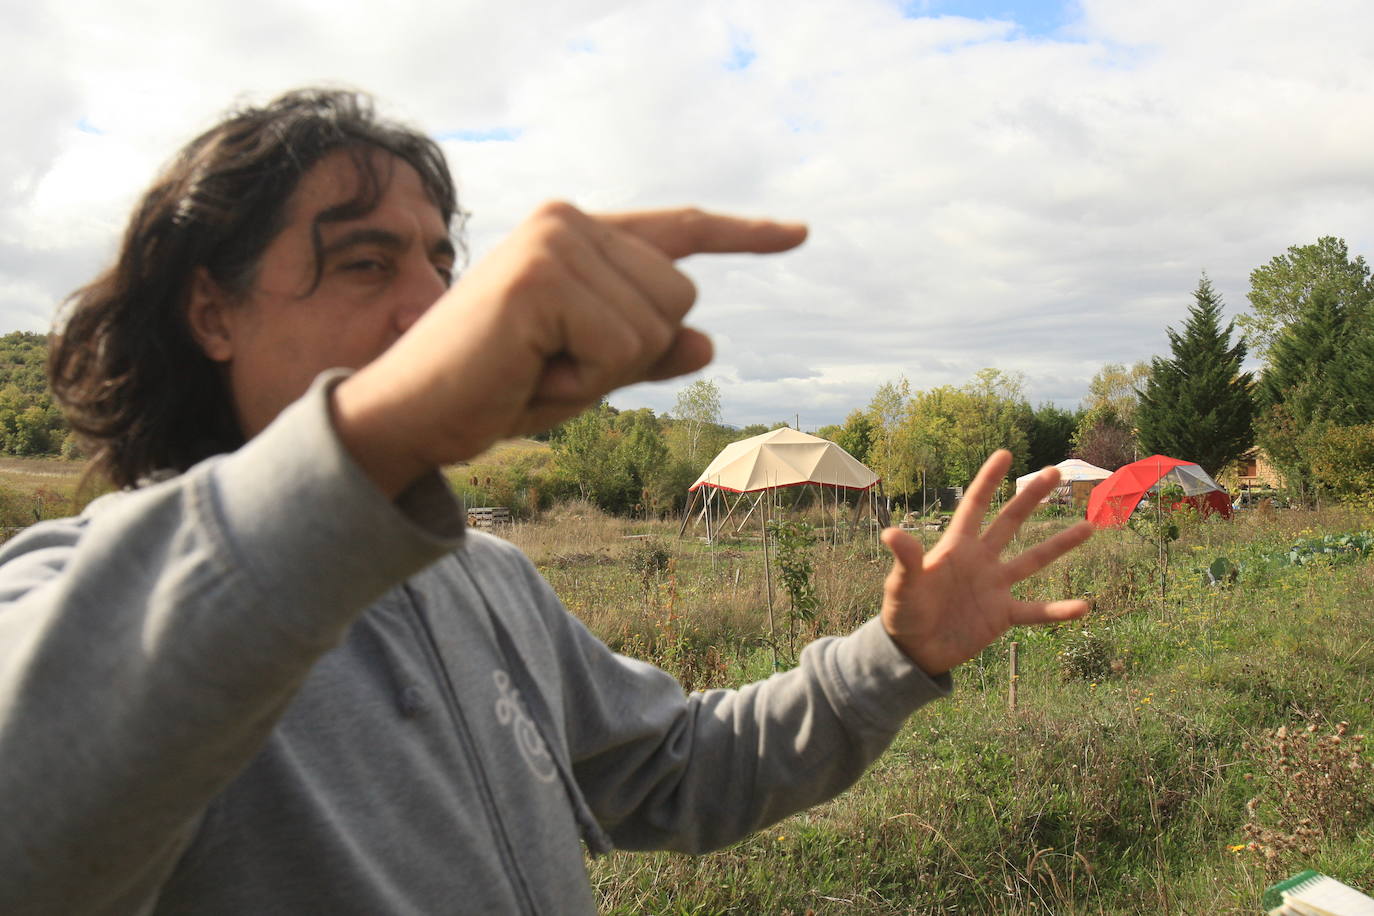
[394,263,448,335]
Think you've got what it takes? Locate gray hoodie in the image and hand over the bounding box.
[0,373,950,915]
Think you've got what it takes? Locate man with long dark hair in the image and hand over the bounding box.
[2,88,1091,913]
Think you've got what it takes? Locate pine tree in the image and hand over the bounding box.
[1257,288,1369,424]
[1135,275,1254,476]
[1254,288,1374,494]
[1025,402,1078,469]
[1324,317,1374,426]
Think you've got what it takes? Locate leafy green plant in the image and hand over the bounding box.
[1281,531,1373,567]
[1129,483,1186,614]
[1206,556,1239,587]
[767,519,818,657]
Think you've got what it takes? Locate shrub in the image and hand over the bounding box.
[626,538,672,587]
[1058,626,1114,682]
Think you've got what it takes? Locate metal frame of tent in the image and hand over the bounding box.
[677,478,888,546]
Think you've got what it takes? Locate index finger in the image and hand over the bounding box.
[981,464,1062,553]
[595,208,808,259]
[946,449,1013,538]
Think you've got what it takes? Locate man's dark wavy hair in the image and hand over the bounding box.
[49,88,461,488]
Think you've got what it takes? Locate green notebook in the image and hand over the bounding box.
[1263,870,1374,916]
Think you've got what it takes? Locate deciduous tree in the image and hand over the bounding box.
[1304,424,1374,499]
[833,409,875,464]
[1239,236,1373,363]
[551,403,624,504]
[899,388,953,498]
[1072,413,1135,470]
[0,333,68,457]
[670,378,723,467]
[1071,362,1149,468]
[942,369,1029,485]
[866,378,915,496]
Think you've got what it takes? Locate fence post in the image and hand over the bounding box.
[1008,641,1020,713]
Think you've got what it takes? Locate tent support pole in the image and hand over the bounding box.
[761,489,778,671]
[835,484,841,546]
[677,490,700,539]
[712,491,748,534]
[708,488,716,570]
[732,492,765,534]
[872,488,879,557]
[708,491,719,549]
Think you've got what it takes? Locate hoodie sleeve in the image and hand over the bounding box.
[481,541,951,855]
[0,371,465,916]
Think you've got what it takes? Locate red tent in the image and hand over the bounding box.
[1086,454,1233,528]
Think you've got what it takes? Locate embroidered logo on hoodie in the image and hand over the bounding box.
[492,670,558,782]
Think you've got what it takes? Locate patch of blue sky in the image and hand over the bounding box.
[566,37,597,54]
[436,127,523,143]
[76,117,104,136]
[898,0,1079,38]
[725,27,755,71]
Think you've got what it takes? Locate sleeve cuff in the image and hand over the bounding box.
[825,616,953,733]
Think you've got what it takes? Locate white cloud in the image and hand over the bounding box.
[2,0,1373,426]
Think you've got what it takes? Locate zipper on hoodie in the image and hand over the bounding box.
[400,582,541,916]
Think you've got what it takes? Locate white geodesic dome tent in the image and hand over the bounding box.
[680,428,881,541]
[1014,458,1113,501]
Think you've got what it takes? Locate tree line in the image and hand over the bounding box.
[837,235,1373,507]
[539,231,1374,517]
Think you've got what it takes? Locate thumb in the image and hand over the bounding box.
[881,527,925,581]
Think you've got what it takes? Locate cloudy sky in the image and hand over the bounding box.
[5,0,1372,429]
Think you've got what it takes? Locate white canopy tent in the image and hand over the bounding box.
[1015,458,1112,501]
[680,428,881,541]
[690,427,879,493]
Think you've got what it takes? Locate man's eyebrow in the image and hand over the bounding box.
[319,227,406,257]
[319,227,457,261]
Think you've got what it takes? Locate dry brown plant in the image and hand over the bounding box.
[1240,721,1374,875]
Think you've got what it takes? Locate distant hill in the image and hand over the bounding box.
[0,332,70,458]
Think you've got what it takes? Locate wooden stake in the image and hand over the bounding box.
[1008,641,1020,713]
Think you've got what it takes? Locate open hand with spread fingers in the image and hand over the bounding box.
[880,449,1094,677]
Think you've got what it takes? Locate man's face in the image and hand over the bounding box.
[193,150,454,438]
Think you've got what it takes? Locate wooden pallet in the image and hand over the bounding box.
[466,506,511,528]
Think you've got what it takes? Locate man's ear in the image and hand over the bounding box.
[186,267,236,363]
